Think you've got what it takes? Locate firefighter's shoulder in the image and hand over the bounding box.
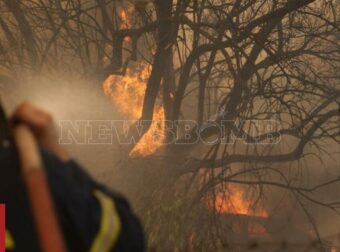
[42,150,145,252]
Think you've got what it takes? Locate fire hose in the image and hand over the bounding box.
[13,124,67,252]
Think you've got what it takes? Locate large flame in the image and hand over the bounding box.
[103,63,165,157]
[109,2,267,219]
[207,184,268,218]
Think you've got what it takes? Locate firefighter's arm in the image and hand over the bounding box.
[9,102,145,251]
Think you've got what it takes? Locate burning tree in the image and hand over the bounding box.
[102,1,340,250]
[0,0,339,251]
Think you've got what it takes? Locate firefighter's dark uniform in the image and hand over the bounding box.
[0,146,144,252]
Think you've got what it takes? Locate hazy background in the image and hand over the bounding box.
[1,74,339,245]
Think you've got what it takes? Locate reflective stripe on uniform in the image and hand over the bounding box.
[5,229,15,250]
[90,190,121,252]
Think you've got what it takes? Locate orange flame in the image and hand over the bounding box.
[103,63,165,157]
[207,184,268,218]
[117,2,135,43]
[117,3,134,29]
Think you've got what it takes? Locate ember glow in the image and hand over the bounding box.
[117,2,134,43]
[117,3,134,29]
[103,63,165,157]
[207,184,268,218]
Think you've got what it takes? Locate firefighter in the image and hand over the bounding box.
[0,102,145,252]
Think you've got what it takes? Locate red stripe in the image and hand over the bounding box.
[0,204,5,252]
